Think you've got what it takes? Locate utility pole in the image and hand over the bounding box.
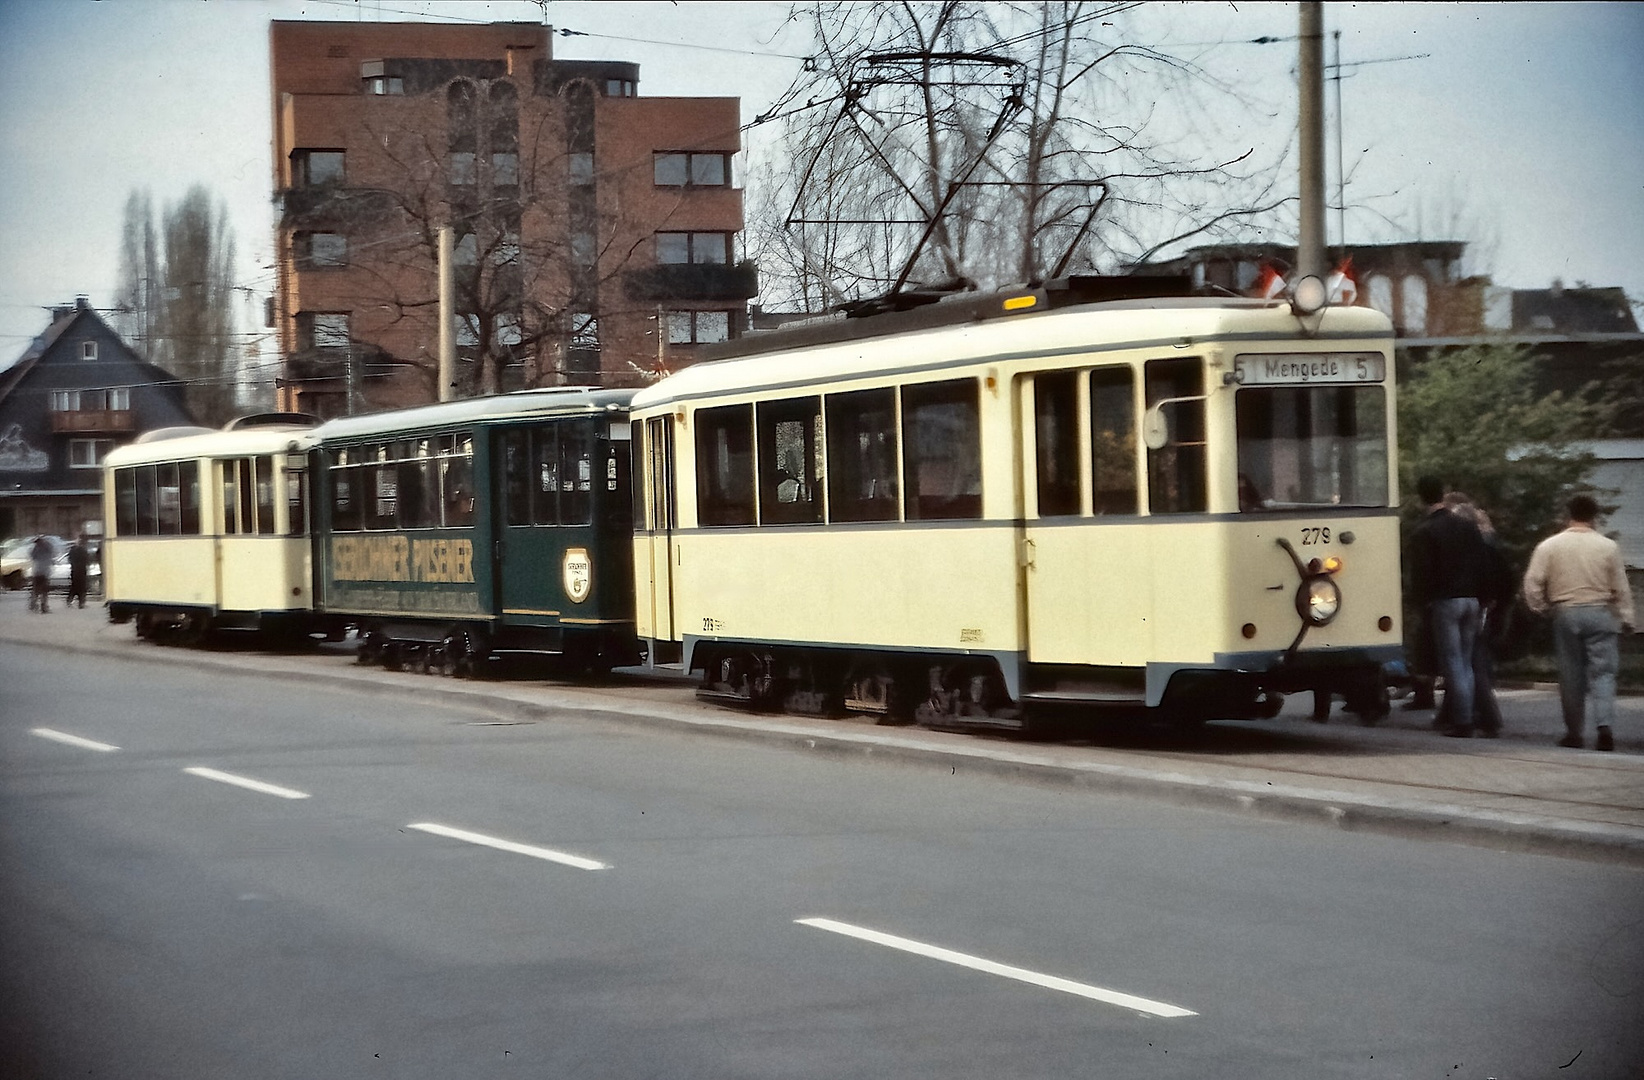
[1297,1,1327,280]
[437,225,456,402]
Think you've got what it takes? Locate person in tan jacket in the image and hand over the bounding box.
[1522,494,1636,750]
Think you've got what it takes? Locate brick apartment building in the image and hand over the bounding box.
[270,20,755,416]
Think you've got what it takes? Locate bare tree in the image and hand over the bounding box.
[113,190,160,357]
[114,186,240,425]
[288,75,674,400]
[752,0,1292,308]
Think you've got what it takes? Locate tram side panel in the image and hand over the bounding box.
[313,430,498,652]
[675,524,1023,671]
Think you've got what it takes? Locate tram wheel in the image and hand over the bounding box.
[176,613,212,649]
[356,629,385,666]
[844,663,912,725]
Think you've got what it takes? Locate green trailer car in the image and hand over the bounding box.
[311,387,640,674]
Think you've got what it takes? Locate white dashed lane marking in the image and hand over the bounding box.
[31,728,120,752]
[407,822,609,870]
[796,917,1197,1018]
[183,767,311,800]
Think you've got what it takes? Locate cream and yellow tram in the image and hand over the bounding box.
[102,415,324,644]
[630,279,1401,731]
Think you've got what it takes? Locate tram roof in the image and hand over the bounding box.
[312,386,636,444]
[634,289,1393,409]
[104,423,322,467]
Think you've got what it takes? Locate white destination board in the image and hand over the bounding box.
[1235,352,1386,385]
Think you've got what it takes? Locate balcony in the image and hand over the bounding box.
[623,260,758,303]
[277,186,399,231]
[49,409,135,434]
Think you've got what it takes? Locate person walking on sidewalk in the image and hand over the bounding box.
[1444,493,1514,736]
[66,534,92,609]
[1523,494,1636,751]
[27,534,54,614]
[1407,477,1490,737]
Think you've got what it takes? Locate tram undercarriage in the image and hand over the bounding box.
[689,642,1391,735]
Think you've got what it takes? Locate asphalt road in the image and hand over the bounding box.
[3,645,1641,1079]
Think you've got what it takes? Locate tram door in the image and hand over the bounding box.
[494,425,562,623]
[640,416,678,655]
[1019,369,1153,669]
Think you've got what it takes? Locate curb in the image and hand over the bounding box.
[10,629,1644,870]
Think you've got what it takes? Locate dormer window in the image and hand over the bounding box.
[81,340,98,361]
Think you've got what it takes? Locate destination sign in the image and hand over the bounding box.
[1234,352,1386,385]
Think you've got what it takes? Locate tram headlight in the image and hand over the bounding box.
[1297,575,1342,626]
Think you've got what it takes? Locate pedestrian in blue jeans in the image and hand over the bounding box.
[1522,494,1636,751]
[1406,477,1490,737]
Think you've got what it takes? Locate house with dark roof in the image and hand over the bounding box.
[0,297,195,540]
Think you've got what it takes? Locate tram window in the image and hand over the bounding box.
[445,436,475,527]
[1033,371,1080,517]
[286,466,308,536]
[158,462,182,534]
[398,441,434,529]
[560,420,594,526]
[222,460,240,534]
[1144,358,1206,514]
[366,447,398,530]
[902,379,981,520]
[332,451,360,532]
[825,388,898,523]
[1091,367,1138,515]
[239,460,258,534]
[1235,385,1388,510]
[180,461,200,534]
[757,397,823,525]
[531,426,561,525]
[115,468,138,536]
[255,457,276,534]
[503,431,531,527]
[696,404,755,526]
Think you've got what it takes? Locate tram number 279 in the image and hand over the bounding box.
[1299,527,1332,546]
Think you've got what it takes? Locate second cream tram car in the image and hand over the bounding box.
[102,415,323,643]
[630,279,1402,731]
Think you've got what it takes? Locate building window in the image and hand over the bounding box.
[449,151,477,186]
[571,228,597,267]
[69,439,114,469]
[296,232,348,269]
[656,231,731,265]
[665,310,730,345]
[569,152,594,186]
[81,340,98,361]
[654,152,730,187]
[606,79,635,97]
[364,76,404,95]
[569,312,600,350]
[492,152,518,186]
[291,149,345,187]
[49,390,78,412]
[298,312,351,353]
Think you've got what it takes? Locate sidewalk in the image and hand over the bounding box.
[4,589,1643,867]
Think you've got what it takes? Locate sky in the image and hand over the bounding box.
[0,0,1640,370]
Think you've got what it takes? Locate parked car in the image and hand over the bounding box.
[1,536,98,595]
[1,535,66,590]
